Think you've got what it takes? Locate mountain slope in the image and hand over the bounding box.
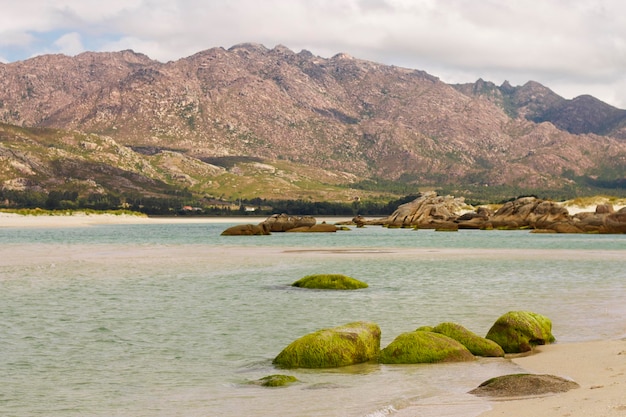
[1,44,625,204]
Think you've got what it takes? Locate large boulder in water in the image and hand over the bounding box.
[251,374,300,387]
[431,322,504,357]
[378,330,474,364]
[261,214,317,232]
[273,321,381,368]
[221,223,270,235]
[485,311,555,353]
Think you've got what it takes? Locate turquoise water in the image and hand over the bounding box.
[1,221,625,416]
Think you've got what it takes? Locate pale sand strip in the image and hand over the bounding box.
[0,213,260,228]
[481,339,626,417]
[0,212,356,228]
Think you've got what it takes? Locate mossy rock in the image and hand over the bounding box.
[431,322,505,357]
[291,274,368,290]
[469,373,579,398]
[415,325,434,332]
[378,331,475,364]
[252,374,299,387]
[485,311,556,354]
[273,321,381,368]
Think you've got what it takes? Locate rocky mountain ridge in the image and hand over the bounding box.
[1,44,625,204]
[452,79,626,138]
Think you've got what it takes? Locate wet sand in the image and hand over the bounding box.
[480,339,626,417]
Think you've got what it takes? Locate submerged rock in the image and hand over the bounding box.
[291,274,368,290]
[273,321,381,368]
[378,330,475,364]
[252,374,299,387]
[485,311,555,353]
[286,223,339,233]
[469,373,579,397]
[431,322,504,357]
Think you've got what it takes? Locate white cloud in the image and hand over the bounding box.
[52,32,84,56]
[0,0,625,107]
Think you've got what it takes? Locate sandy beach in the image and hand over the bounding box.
[480,339,626,417]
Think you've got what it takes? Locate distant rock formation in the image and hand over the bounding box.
[488,197,571,230]
[221,214,343,235]
[354,191,470,228]
[260,214,316,232]
[350,193,626,234]
[220,223,270,236]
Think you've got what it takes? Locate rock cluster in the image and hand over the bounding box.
[352,192,626,233]
[273,311,553,369]
[221,214,339,235]
[360,191,470,229]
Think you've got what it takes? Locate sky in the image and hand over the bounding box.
[1,0,626,108]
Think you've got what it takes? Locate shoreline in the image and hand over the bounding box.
[479,338,626,417]
[0,212,272,228]
[0,212,357,228]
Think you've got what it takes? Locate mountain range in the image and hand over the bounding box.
[1,43,625,208]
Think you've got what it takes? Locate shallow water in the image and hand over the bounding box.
[1,222,625,416]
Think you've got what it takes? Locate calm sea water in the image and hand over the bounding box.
[1,220,625,417]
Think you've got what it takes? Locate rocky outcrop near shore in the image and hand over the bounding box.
[272,311,555,369]
[260,214,316,232]
[353,191,471,228]
[221,214,341,235]
[349,192,626,234]
[220,223,271,235]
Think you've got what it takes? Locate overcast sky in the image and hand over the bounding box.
[1,0,625,108]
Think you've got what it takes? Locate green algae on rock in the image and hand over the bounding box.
[485,311,556,354]
[273,321,381,368]
[415,325,434,332]
[291,274,368,290]
[252,374,299,387]
[431,322,505,357]
[378,330,475,364]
